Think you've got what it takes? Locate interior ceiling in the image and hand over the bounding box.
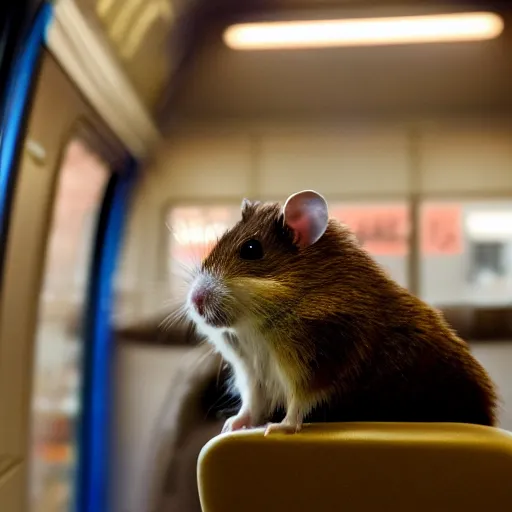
[77,1,512,126]
[77,0,257,112]
[77,0,185,109]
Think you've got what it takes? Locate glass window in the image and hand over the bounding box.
[420,200,512,306]
[331,202,410,288]
[30,136,110,512]
[468,241,507,283]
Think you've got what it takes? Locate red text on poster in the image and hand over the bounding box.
[421,204,462,255]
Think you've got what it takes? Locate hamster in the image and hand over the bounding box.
[186,190,498,435]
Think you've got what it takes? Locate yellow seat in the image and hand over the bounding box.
[198,422,512,512]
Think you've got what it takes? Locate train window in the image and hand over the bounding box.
[468,241,507,283]
[29,135,110,511]
[331,202,410,288]
[420,200,512,306]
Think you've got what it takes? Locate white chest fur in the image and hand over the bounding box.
[234,323,287,412]
[196,319,287,418]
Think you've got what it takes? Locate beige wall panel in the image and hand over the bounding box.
[256,128,410,197]
[420,124,512,194]
[152,135,253,201]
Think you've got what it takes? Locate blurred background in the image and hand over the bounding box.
[4,0,511,511]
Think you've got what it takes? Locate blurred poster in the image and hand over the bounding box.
[421,204,463,255]
[331,204,409,256]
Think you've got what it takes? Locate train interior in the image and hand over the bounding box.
[1,0,512,511]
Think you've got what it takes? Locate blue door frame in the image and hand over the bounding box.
[78,161,138,512]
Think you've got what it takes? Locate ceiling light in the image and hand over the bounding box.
[223,12,504,50]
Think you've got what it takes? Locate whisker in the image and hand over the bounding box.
[159,304,189,332]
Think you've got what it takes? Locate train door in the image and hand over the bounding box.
[0,47,126,510]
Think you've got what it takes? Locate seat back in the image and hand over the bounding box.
[198,422,512,512]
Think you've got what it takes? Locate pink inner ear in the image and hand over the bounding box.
[283,190,328,248]
[286,210,312,247]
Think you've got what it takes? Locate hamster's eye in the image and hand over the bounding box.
[240,239,264,260]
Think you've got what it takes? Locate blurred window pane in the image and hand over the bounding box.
[30,136,110,512]
[469,241,506,283]
[420,200,512,306]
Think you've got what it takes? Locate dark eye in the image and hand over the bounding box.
[240,239,264,260]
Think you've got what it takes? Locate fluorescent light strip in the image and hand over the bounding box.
[223,12,504,50]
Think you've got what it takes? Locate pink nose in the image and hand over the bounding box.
[191,288,208,316]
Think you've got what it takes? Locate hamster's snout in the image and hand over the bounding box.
[188,273,232,328]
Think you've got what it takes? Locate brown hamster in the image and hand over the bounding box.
[186,190,497,435]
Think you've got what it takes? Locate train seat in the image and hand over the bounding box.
[198,422,512,512]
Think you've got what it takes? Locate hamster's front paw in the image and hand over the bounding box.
[222,410,252,433]
[264,417,302,436]
[265,423,302,436]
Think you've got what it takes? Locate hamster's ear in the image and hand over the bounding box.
[283,190,328,249]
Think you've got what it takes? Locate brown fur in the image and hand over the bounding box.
[200,200,498,426]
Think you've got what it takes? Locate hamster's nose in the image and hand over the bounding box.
[191,287,208,316]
